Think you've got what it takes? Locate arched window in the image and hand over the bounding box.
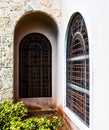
[66,13,89,126]
[19,33,52,98]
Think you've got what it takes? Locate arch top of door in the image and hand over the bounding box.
[14,11,58,44]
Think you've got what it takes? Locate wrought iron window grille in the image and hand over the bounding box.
[19,33,52,98]
[66,13,90,126]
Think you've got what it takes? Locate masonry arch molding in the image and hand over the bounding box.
[14,11,58,108]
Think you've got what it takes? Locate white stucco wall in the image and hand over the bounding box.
[57,0,109,130]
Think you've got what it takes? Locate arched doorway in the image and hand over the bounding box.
[14,11,58,107]
[19,33,52,98]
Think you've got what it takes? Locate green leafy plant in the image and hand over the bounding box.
[0,100,27,130]
[0,100,63,130]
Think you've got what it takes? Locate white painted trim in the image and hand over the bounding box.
[67,55,89,61]
[64,107,90,130]
[67,83,89,95]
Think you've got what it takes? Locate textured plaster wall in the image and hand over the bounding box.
[0,0,61,101]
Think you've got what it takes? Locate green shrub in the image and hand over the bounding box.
[0,100,63,130]
[0,100,28,130]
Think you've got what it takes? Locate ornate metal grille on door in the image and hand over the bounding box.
[19,33,52,98]
[66,13,90,126]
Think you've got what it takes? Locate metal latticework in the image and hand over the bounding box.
[19,33,52,98]
[66,13,89,126]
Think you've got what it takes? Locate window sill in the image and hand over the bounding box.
[64,107,90,130]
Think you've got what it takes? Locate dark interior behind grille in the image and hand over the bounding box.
[19,33,52,98]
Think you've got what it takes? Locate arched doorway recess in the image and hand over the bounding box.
[14,11,58,108]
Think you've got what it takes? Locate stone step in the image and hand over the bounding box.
[28,108,57,118]
[27,108,71,130]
